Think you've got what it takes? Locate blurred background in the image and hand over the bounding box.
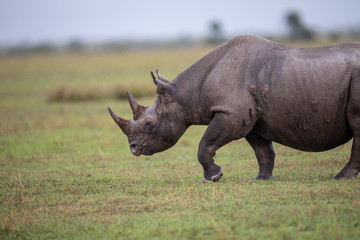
[1,0,360,55]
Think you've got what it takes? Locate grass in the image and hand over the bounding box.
[1,41,360,239]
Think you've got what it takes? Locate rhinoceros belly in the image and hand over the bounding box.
[254,106,353,152]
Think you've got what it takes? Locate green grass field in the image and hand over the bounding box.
[1,42,360,239]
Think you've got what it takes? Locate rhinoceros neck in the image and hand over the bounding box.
[171,36,255,125]
[172,54,223,124]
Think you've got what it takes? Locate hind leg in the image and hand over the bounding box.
[246,134,275,180]
[334,77,360,179]
[334,137,360,179]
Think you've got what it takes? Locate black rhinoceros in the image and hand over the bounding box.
[109,35,360,182]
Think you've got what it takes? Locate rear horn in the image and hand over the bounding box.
[127,91,147,120]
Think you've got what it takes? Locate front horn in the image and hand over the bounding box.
[108,107,131,134]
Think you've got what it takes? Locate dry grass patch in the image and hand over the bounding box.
[47,82,156,102]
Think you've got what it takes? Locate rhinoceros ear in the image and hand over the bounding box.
[151,71,176,96]
[156,69,170,83]
[151,71,158,85]
[154,78,176,95]
[127,91,147,120]
[108,107,131,135]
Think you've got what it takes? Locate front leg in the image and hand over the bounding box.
[198,114,246,182]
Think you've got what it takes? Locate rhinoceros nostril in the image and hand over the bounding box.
[129,142,142,156]
[130,143,137,151]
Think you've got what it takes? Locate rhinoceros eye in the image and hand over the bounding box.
[144,119,154,131]
[143,118,158,133]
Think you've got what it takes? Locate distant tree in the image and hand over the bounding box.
[349,28,360,38]
[7,44,29,56]
[32,43,56,53]
[8,43,56,55]
[207,19,224,44]
[67,39,85,52]
[285,11,315,40]
[328,31,340,41]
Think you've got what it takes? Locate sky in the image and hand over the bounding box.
[1,0,360,45]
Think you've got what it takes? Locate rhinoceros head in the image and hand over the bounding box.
[108,71,188,156]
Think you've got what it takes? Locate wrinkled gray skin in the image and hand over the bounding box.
[109,35,360,182]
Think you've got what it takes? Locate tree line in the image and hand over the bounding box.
[2,11,359,56]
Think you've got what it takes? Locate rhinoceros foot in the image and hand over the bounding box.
[333,168,359,180]
[253,174,274,180]
[203,165,223,183]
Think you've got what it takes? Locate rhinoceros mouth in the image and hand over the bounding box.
[131,149,142,156]
[130,143,142,156]
[129,143,155,156]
